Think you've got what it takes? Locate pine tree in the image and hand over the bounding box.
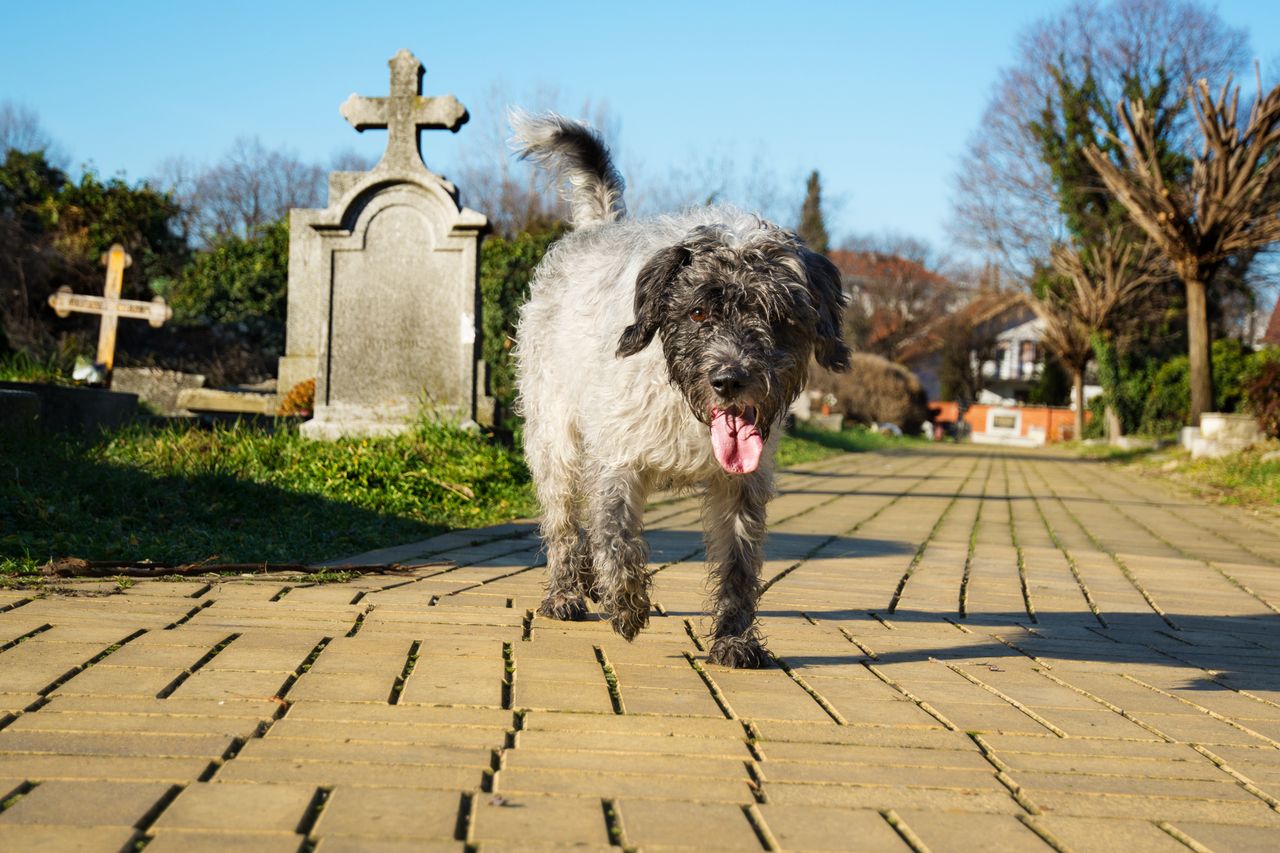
[797,170,829,254]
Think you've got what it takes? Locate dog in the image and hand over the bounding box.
[511,113,849,667]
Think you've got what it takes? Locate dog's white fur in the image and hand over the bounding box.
[511,112,845,664]
[516,208,784,486]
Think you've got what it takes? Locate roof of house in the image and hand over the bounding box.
[1264,299,1280,347]
[896,290,1032,364]
[826,250,950,290]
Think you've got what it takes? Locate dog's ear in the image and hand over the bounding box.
[802,249,852,371]
[617,243,692,357]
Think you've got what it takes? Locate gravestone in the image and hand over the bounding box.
[47,244,172,382]
[279,49,491,440]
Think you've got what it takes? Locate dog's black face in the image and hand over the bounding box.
[617,224,850,473]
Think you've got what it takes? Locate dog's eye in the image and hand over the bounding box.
[689,306,708,323]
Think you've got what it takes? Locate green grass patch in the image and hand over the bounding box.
[0,352,73,385]
[0,419,536,575]
[776,422,919,467]
[1132,442,1280,510]
[2,415,920,577]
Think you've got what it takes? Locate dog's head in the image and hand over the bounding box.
[616,222,850,475]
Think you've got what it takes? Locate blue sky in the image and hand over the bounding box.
[4,1,1277,250]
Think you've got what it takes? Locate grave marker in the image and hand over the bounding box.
[47,244,171,377]
[279,49,491,439]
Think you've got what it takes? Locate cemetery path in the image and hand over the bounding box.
[2,445,1280,851]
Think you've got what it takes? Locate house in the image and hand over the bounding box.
[826,250,958,357]
[897,291,1048,404]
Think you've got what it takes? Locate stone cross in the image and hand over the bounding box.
[339,48,469,172]
[48,244,172,374]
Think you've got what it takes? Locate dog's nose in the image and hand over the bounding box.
[710,367,748,397]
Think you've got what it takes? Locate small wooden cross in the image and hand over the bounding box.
[47,243,172,375]
[339,48,469,172]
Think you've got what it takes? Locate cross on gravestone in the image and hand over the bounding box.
[340,48,469,172]
[47,244,172,375]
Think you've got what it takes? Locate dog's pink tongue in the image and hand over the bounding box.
[710,408,763,475]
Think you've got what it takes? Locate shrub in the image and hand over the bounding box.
[1244,349,1280,438]
[810,354,929,435]
[1138,338,1258,435]
[479,225,566,428]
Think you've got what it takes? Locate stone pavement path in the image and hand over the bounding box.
[2,445,1280,851]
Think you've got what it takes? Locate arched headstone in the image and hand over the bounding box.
[279,49,491,439]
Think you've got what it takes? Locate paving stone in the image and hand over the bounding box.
[895,809,1052,852]
[314,839,461,853]
[1035,815,1189,851]
[757,804,911,852]
[515,729,752,758]
[469,793,610,846]
[215,757,484,789]
[0,731,235,758]
[283,702,511,727]
[154,782,318,832]
[145,831,304,852]
[1172,820,1280,851]
[765,783,1022,813]
[505,749,748,779]
[315,786,463,839]
[619,799,761,848]
[0,754,212,782]
[266,719,506,749]
[521,710,741,737]
[238,737,493,767]
[496,766,753,802]
[7,710,263,737]
[0,779,174,827]
[0,825,139,851]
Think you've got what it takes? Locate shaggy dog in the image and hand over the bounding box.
[511,113,849,667]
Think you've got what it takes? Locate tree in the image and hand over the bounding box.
[159,219,289,328]
[796,170,829,253]
[1032,232,1167,439]
[0,149,186,358]
[0,101,62,165]
[834,234,957,358]
[159,137,325,246]
[478,223,567,427]
[952,0,1248,280]
[1085,76,1280,424]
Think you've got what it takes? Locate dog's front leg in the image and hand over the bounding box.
[704,472,770,668]
[586,466,651,640]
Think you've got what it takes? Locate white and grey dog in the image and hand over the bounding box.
[511,113,849,667]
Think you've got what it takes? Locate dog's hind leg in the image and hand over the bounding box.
[703,473,771,668]
[585,465,651,640]
[532,442,590,622]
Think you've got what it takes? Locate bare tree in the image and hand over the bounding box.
[1085,76,1280,424]
[951,0,1248,281]
[1035,231,1168,438]
[835,234,959,358]
[0,101,59,160]
[158,138,325,246]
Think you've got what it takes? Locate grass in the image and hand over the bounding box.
[0,418,536,576]
[1,416,916,578]
[1079,438,1280,512]
[1134,442,1280,511]
[0,352,74,385]
[776,422,920,467]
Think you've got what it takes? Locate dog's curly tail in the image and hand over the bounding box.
[510,110,626,228]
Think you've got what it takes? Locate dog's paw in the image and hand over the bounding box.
[608,606,650,641]
[537,593,588,621]
[708,635,768,668]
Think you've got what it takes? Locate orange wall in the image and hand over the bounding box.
[929,402,1090,444]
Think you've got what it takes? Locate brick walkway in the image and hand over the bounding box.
[2,446,1280,851]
